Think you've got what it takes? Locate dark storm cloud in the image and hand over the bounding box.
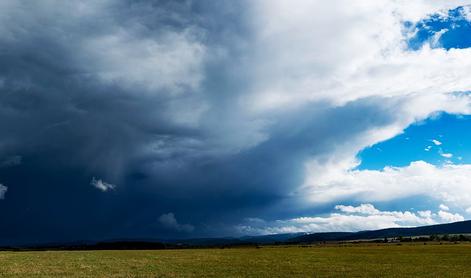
[0,0,261,243]
[0,1,208,182]
[0,0,451,244]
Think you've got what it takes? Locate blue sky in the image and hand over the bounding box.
[1,1,471,243]
[357,6,471,172]
[359,113,471,170]
[407,6,471,50]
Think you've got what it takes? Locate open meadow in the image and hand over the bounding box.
[1,243,471,277]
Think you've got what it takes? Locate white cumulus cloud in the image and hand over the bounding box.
[335,204,380,215]
[246,1,471,112]
[438,210,464,222]
[439,204,450,211]
[303,161,471,209]
[244,1,471,215]
[236,203,462,235]
[432,139,443,146]
[90,177,116,192]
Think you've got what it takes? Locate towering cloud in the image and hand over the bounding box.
[0,1,470,243]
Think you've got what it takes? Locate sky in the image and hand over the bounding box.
[1,1,471,244]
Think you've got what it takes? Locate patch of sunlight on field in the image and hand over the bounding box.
[1,243,471,277]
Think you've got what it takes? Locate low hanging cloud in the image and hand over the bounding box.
[90,177,116,192]
[0,184,7,199]
[303,161,471,209]
[438,210,464,222]
[158,213,194,233]
[236,203,463,235]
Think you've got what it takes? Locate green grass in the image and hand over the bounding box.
[1,243,471,277]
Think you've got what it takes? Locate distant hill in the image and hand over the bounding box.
[0,234,303,251]
[168,233,304,246]
[291,220,471,243]
[4,220,471,250]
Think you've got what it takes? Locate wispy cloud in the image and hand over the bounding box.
[0,156,22,168]
[0,184,7,199]
[440,152,453,158]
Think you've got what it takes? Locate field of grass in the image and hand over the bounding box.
[1,243,471,277]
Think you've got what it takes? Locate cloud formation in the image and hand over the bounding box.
[158,212,194,233]
[438,210,464,222]
[0,1,470,242]
[439,204,450,211]
[90,177,116,192]
[432,139,443,146]
[304,161,471,209]
[440,153,453,158]
[236,203,462,235]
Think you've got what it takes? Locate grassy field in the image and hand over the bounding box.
[1,243,471,277]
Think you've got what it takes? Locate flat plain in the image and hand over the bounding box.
[1,243,471,277]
